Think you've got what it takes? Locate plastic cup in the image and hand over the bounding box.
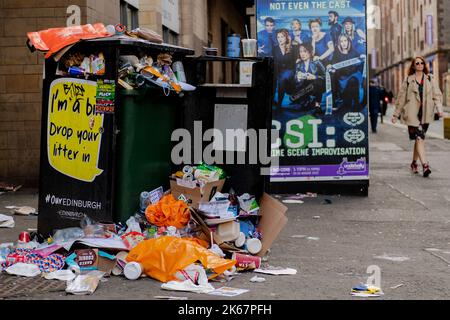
[246,238,262,255]
[242,39,257,58]
[227,34,241,57]
[235,232,246,248]
[124,262,144,280]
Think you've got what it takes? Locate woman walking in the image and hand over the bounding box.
[392,57,444,177]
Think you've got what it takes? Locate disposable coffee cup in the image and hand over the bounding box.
[112,252,128,276]
[242,39,257,58]
[124,262,144,280]
[235,232,246,248]
[232,253,261,270]
[246,238,262,255]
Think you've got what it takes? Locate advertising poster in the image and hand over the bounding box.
[256,0,369,182]
[39,78,114,236]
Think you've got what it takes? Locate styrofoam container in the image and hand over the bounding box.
[217,221,240,242]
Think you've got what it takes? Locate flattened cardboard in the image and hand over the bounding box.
[169,176,225,209]
[257,193,288,257]
[74,249,117,275]
[189,193,288,256]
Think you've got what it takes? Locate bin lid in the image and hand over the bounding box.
[85,35,195,56]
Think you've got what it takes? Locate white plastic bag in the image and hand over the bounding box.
[66,271,105,295]
[45,270,77,282]
[209,244,225,258]
[175,264,209,286]
[6,263,41,277]
[0,214,14,228]
[125,216,142,234]
[161,280,215,294]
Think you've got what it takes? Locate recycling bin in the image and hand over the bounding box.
[115,86,181,223]
[37,36,194,236]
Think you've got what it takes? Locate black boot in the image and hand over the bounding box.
[423,163,432,178]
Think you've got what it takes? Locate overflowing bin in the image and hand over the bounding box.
[37,36,194,237]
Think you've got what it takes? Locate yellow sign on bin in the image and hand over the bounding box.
[47,78,104,182]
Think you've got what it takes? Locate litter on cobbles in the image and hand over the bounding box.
[0,22,293,299]
[0,164,290,297]
[351,283,384,298]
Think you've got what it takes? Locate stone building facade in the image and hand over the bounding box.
[0,0,252,186]
[370,0,450,102]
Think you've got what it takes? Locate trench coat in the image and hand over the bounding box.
[394,74,443,127]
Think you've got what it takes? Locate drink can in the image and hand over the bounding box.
[183,166,194,175]
[6,253,28,266]
[19,232,30,243]
[140,192,150,213]
[227,34,241,57]
[68,66,85,76]
[232,253,261,270]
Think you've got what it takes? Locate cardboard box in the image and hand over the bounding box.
[74,249,117,275]
[191,193,288,257]
[256,193,288,257]
[240,61,255,85]
[169,176,225,209]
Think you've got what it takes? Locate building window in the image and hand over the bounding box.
[371,48,378,69]
[426,15,434,47]
[120,0,139,31]
[163,26,179,46]
[420,5,423,25]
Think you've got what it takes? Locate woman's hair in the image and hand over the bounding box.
[276,29,292,54]
[308,18,322,30]
[343,23,355,39]
[292,19,302,29]
[408,56,429,76]
[299,42,314,58]
[337,34,352,53]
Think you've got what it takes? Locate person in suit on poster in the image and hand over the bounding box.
[290,18,311,46]
[328,10,343,46]
[258,17,278,57]
[273,29,298,111]
[309,18,335,65]
[291,42,326,115]
[328,34,365,112]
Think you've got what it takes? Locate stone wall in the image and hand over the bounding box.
[0,0,118,186]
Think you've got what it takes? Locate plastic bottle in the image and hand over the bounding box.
[53,228,85,244]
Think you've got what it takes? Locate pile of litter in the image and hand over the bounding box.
[0,165,294,298]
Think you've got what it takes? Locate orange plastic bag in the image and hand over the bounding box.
[126,236,236,283]
[145,194,190,229]
[27,23,111,58]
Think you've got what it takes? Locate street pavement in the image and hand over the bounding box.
[1,120,450,300]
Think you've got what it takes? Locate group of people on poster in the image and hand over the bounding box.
[258,11,366,115]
